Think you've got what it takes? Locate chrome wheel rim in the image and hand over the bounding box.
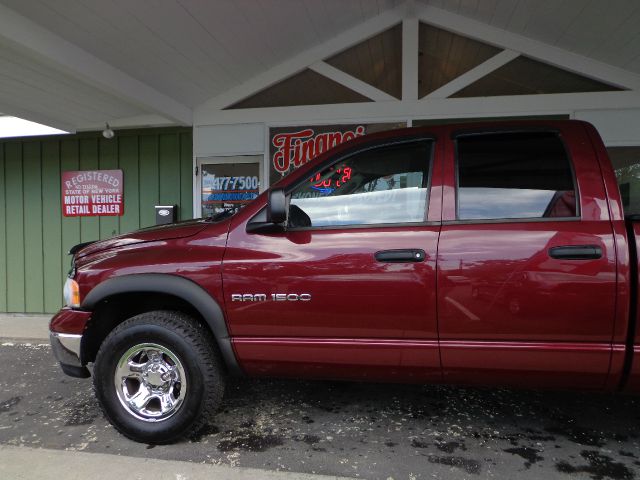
[114,343,187,422]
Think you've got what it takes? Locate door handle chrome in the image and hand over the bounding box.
[375,249,426,263]
[548,245,602,260]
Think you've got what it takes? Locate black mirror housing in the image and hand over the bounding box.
[267,188,287,224]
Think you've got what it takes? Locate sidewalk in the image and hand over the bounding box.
[0,445,354,480]
[0,313,50,341]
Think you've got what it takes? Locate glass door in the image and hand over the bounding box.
[198,156,262,218]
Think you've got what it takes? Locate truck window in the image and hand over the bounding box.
[289,141,432,227]
[456,131,577,220]
[608,147,640,217]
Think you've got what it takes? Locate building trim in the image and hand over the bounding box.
[424,49,520,99]
[195,91,640,126]
[416,4,640,91]
[401,17,419,101]
[201,6,405,111]
[308,62,397,102]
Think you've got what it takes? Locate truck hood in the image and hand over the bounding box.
[74,219,210,259]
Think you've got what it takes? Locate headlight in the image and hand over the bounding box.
[63,278,81,308]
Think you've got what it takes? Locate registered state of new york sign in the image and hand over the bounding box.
[62,170,124,217]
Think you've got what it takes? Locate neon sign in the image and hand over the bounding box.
[309,165,352,195]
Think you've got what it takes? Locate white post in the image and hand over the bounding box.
[402,17,419,101]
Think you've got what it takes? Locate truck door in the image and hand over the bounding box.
[437,125,616,389]
[223,137,442,382]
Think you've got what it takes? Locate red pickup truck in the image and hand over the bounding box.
[50,120,640,443]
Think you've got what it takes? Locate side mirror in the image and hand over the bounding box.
[267,188,287,224]
[246,188,288,234]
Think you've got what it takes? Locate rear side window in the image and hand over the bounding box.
[290,141,432,227]
[456,131,577,220]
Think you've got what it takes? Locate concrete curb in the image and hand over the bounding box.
[0,445,355,480]
[0,314,50,341]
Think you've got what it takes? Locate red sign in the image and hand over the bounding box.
[62,170,124,217]
[268,123,407,184]
[272,125,365,174]
[269,125,365,184]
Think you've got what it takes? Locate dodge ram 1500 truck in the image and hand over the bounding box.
[50,120,640,443]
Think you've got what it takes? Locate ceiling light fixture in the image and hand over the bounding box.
[102,123,115,139]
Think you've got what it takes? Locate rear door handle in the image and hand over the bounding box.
[375,249,426,263]
[548,245,602,260]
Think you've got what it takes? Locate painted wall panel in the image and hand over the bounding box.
[0,127,193,313]
[98,138,119,239]
[5,142,25,312]
[138,135,160,229]
[23,142,44,312]
[0,144,6,311]
[79,138,100,243]
[118,135,140,234]
[41,140,63,313]
[159,134,181,209]
[180,132,193,221]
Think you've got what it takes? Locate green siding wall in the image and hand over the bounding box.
[0,128,193,314]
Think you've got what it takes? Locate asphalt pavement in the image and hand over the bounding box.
[1,338,640,480]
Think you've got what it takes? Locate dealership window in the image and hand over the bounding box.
[289,141,432,227]
[199,156,262,218]
[609,147,640,217]
[456,132,577,220]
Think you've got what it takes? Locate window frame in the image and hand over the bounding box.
[452,128,581,224]
[284,136,437,231]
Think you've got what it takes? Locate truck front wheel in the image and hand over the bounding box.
[93,310,225,443]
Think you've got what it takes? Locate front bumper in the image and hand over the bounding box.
[50,332,90,378]
[49,308,92,378]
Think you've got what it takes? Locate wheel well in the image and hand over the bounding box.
[82,292,210,365]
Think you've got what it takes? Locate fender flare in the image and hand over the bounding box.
[82,273,242,376]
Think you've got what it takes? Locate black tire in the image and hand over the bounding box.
[93,310,225,444]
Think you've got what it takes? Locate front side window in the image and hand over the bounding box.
[456,132,578,220]
[289,141,432,227]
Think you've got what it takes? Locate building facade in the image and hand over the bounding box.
[0,128,192,313]
[1,4,640,313]
[192,15,640,221]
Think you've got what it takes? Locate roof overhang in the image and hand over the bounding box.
[0,0,639,133]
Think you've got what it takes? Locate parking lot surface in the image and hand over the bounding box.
[1,342,639,479]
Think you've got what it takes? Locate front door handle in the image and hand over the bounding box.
[375,249,426,263]
[548,245,602,260]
